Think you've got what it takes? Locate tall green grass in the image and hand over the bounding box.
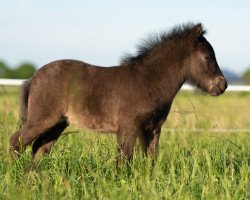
[0,86,249,199]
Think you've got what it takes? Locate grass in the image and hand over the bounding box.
[0,86,249,199]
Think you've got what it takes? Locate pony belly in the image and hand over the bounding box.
[65,109,117,132]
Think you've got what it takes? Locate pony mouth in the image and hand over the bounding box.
[186,78,228,96]
[190,83,226,96]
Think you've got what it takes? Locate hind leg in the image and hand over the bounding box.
[32,120,68,160]
[10,130,23,156]
[10,114,62,155]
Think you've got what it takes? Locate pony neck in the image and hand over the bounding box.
[137,43,188,104]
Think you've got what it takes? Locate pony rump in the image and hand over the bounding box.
[20,79,31,125]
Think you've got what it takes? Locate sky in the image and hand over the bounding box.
[1,0,250,75]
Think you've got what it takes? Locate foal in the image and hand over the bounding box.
[10,23,227,162]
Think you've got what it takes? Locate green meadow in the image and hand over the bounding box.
[0,86,249,199]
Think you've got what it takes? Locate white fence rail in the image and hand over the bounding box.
[181,84,250,92]
[0,79,26,86]
[1,78,250,92]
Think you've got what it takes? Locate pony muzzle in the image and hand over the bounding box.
[210,77,228,96]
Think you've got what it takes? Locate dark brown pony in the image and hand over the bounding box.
[10,23,227,162]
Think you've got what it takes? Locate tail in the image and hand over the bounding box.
[20,79,32,125]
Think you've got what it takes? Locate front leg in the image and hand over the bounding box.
[139,127,161,157]
[116,125,139,166]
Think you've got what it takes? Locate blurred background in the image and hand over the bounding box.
[1,0,250,84]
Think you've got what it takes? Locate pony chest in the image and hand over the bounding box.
[138,105,171,131]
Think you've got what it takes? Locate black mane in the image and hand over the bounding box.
[120,23,206,65]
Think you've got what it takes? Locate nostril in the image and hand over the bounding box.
[218,76,226,81]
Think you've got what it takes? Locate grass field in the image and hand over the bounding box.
[0,86,249,199]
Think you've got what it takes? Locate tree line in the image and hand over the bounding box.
[0,60,36,79]
[243,68,250,85]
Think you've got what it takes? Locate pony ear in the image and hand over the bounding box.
[193,23,203,36]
